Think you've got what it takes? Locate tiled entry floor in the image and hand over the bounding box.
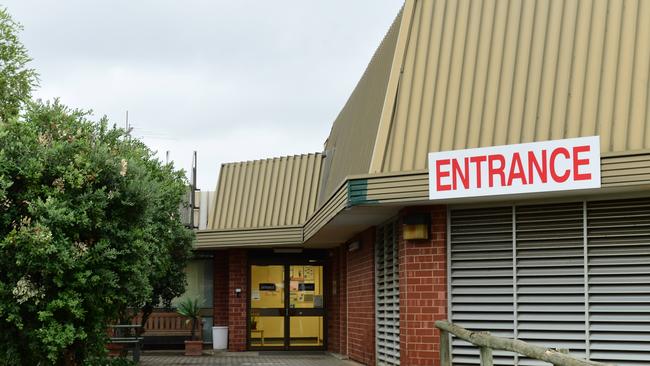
[138,352,361,366]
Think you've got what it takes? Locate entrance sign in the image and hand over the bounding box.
[428,136,601,199]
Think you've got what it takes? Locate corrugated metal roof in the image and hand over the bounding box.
[370,0,650,173]
[317,9,402,205]
[197,0,650,248]
[207,153,323,230]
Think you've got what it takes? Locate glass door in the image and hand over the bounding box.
[249,263,325,350]
[250,265,285,348]
[289,265,324,347]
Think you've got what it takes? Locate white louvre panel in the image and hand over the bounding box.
[376,220,400,366]
[450,198,650,366]
[515,203,587,366]
[450,207,515,366]
[587,198,650,366]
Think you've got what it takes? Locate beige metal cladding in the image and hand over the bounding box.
[317,9,402,205]
[345,150,650,207]
[208,153,323,230]
[370,0,650,173]
[195,226,303,249]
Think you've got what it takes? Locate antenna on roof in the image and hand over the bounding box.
[190,151,199,229]
[125,110,132,140]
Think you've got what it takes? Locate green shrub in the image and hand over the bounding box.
[0,101,194,365]
[0,8,194,365]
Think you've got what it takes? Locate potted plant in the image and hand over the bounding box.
[177,297,203,356]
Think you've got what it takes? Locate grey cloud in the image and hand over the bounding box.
[2,0,403,189]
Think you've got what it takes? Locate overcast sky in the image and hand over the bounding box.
[3,1,403,190]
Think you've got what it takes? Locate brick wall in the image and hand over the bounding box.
[326,247,341,354]
[213,251,229,326]
[228,249,247,351]
[346,228,376,365]
[337,244,348,356]
[210,210,447,365]
[326,228,376,365]
[399,206,448,366]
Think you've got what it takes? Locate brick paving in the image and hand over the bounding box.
[139,352,361,366]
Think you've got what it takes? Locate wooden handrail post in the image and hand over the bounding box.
[440,329,451,366]
[480,346,494,366]
[477,331,494,366]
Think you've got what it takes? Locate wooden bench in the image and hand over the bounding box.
[133,312,202,338]
[108,324,143,363]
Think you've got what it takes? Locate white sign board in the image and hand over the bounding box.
[428,136,601,200]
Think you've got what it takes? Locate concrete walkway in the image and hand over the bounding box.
[138,351,361,366]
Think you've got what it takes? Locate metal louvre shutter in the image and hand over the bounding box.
[515,203,587,365]
[376,220,400,366]
[450,207,515,366]
[450,197,650,366]
[587,199,650,366]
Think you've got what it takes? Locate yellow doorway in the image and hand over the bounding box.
[249,264,324,349]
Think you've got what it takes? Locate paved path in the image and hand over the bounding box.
[139,352,361,366]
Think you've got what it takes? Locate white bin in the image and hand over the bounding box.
[212,326,228,350]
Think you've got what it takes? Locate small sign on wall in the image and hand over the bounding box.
[299,283,315,291]
[428,136,601,199]
[314,295,323,308]
[259,283,276,291]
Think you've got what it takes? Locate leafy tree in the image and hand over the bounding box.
[0,100,194,365]
[0,7,38,123]
[0,8,194,365]
[137,158,194,333]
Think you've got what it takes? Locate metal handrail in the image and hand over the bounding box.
[435,321,614,366]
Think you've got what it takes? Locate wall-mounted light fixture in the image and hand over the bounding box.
[347,241,360,252]
[403,213,429,240]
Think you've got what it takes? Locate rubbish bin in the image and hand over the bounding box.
[212,326,228,350]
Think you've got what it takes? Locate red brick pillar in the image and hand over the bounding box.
[228,249,247,351]
[339,243,348,356]
[399,206,447,366]
[213,251,229,326]
[327,248,341,354]
[346,228,376,365]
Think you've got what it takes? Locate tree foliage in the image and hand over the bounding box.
[0,7,38,123]
[0,8,195,365]
[0,101,194,365]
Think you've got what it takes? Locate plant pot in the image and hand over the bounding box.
[184,340,203,356]
[106,342,124,357]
